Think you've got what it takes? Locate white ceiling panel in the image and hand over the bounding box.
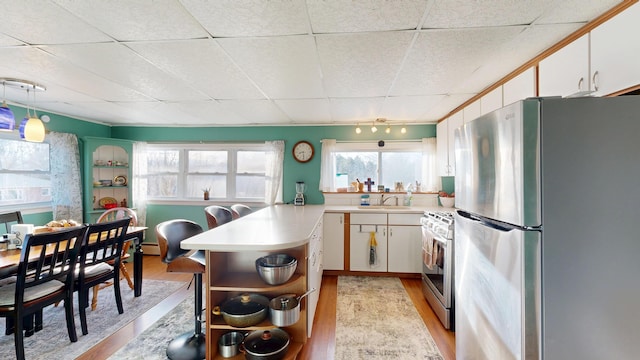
[180,0,310,37]
[275,99,333,123]
[380,95,447,121]
[307,0,430,33]
[218,100,291,124]
[52,0,209,41]
[0,0,113,45]
[0,0,628,127]
[317,32,415,97]
[217,36,325,99]
[127,39,265,100]
[42,43,208,101]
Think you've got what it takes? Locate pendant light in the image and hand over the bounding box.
[0,81,15,131]
[19,87,45,143]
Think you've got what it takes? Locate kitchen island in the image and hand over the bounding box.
[181,204,325,360]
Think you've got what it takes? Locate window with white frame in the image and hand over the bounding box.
[145,143,276,202]
[0,134,51,209]
[320,139,438,192]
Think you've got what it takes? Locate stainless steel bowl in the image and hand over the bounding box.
[255,254,297,285]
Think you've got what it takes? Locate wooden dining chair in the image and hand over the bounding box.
[0,226,87,360]
[230,204,252,219]
[203,205,233,229]
[93,208,138,310]
[76,217,130,335]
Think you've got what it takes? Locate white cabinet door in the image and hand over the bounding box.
[590,2,640,96]
[480,87,503,116]
[387,225,422,273]
[503,67,536,106]
[349,224,387,272]
[463,99,481,123]
[323,213,344,270]
[538,34,590,97]
[437,112,464,177]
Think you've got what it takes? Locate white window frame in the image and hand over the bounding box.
[145,142,277,204]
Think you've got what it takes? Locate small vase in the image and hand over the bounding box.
[203,191,209,200]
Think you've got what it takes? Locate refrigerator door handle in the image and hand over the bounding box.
[456,210,518,232]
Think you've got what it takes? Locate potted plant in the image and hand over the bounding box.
[203,187,210,200]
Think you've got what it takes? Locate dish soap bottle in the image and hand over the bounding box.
[404,184,413,206]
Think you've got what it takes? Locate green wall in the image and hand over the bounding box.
[112,124,436,205]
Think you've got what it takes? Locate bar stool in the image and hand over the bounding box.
[156,219,205,360]
[203,205,233,229]
[230,204,252,219]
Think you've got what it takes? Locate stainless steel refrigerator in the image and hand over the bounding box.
[454,96,640,360]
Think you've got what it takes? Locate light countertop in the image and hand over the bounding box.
[181,204,325,252]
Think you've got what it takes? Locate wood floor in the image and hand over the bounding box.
[81,255,456,360]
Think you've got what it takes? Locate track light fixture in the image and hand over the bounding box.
[355,124,362,134]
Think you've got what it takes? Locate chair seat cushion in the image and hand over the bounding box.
[0,279,64,307]
[76,262,114,278]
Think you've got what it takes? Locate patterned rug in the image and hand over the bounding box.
[334,276,444,360]
[0,279,184,360]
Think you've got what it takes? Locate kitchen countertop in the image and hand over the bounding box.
[323,205,449,213]
[181,204,325,252]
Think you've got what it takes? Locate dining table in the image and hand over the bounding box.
[0,225,148,297]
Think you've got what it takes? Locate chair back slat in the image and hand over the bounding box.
[16,226,87,303]
[79,218,130,277]
[0,211,23,234]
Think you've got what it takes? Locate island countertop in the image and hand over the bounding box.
[181,204,325,252]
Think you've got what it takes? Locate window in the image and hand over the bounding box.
[0,134,51,208]
[320,139,438,192]
[145,143,277,202]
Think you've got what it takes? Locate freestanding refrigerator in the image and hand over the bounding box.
[453,96,640,360]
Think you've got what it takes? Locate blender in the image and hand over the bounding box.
[294,181,306,206]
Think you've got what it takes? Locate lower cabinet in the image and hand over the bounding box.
[323,213,345,270]
[349,223,388,272]
[387,225,422,273]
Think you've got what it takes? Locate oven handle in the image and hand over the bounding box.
[421,224,449,245]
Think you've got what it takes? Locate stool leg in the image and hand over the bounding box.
[166,273,205,360]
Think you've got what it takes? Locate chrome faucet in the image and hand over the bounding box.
[381,194,399,206]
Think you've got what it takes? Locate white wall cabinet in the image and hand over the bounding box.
[323,213,345,270]
[503,67,536,106]
[539,34,590,97]
[590,2,640,96]
[437,112,463,176]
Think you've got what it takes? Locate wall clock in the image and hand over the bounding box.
[292,140,314,163]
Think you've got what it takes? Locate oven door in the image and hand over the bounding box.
[422,225,452,308]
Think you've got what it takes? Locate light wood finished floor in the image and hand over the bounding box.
[80,256,455,360]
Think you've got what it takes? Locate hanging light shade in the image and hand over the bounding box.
[19,116,45,142]
[355,124,362,134]
[0,101,15,131]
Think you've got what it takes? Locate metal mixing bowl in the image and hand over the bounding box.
[255,254,297,285]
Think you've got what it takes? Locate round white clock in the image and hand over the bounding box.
[292,140,314,163]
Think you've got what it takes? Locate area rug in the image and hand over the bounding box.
[0,279,184,360]
[107,294,194,359]
[335,276,444,360]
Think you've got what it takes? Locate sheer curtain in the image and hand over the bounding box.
[421,138,439,192]
[265,140,284,205]
[47,132,83,221]
[132,142,148,226]
[318,139,336,192]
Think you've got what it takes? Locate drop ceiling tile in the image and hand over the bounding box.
[454,23,582,93]
[0,34,25,47]
[218,99,291,124]
[180,0,309,37]
[42,43,208,101]
[317,32,414,97]
[390,26,524,96]
[329,97,385,122]
[423,0,554,28]
[537,0,622,24]
[127,39,265,99]
[52,0,209,41]
[216,36,325,99]
[0,1,113,44]
[275,99,332,123]
[420,93,477,120]
[380,95,446,121]
[0,47,152,104]
[307,0,430,33]
[167,101,249,125]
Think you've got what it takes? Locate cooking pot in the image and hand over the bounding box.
[213,293,270,328]
[269,288,315,327]
[218,331,245,358]
[241,328,290,360]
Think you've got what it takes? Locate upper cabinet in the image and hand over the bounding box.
[82,137,133,223]
[503,67,536,106]
[590,2,640,96]
[540,3,640,97]
[437,111,463,176]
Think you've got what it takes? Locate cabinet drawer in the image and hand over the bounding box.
[388,213,422,225]
[350,213,387,225]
